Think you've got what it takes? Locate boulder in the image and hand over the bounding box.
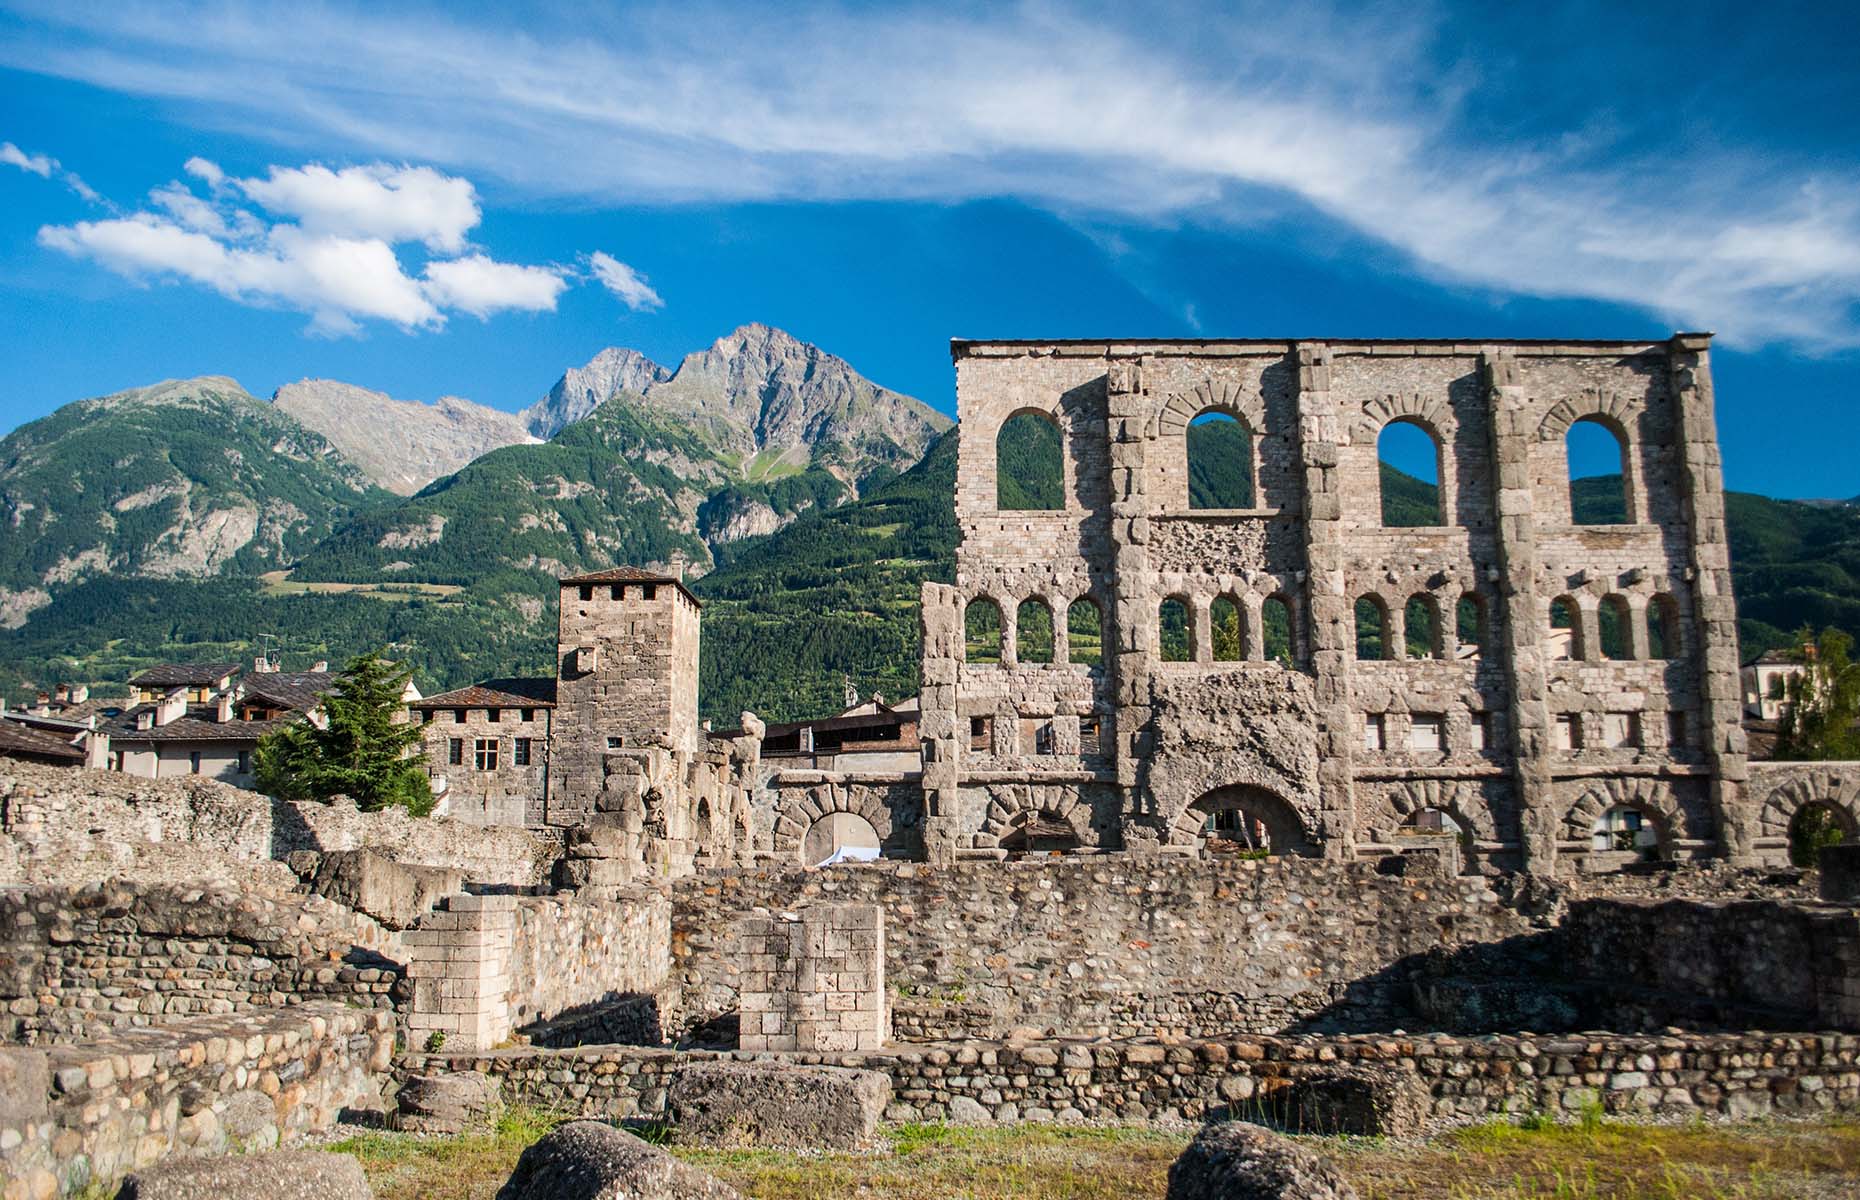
[308,850,463,929]
[1167,1122,1359,1200]
[118,1150,375,1200]
[667,1061,889,1150]
[396,1070,501,1134]
[495,1120,740,1200]
[1280,1067,1429,1138]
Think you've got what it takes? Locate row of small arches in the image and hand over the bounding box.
[964,596,1105,666]
[1350,591,1685,661]
[995,408,1634,527]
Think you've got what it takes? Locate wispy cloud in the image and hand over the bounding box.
[38,157,634,334]
[588,251,663,312]
[3,137,102,203]
[4,2,1859,346]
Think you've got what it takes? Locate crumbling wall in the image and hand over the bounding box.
[0,881,401,1044]
[0,761,561,888]
[1,1003,391,1198]
[672,857,1537,1039]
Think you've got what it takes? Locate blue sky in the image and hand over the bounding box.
[0,0,1856,497]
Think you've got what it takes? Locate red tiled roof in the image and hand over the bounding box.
[411,678,558,709]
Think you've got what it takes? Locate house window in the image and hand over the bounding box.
[453,709,467,724]
[189,751,202,775]
[1363,713,1385,751]
[611,584,624,600]
[579,585,593,601]
[448,738,463,766]
[1555,714,1582,750]
[521,708,535,723]
[421,709,434,724]
[514,738,532,767]
[606,736,624,749]
[1408,713,1444,752]
[474,738,499,771]
[644,584,658,600]
[1469,712,1490,752]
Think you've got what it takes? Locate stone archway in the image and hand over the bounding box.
[1364,779,1498,873]
[1562,778,1681,864]
[1757,772,1860,866]
[772,783,894,864]
[1170,784,1316,856]
[977,786,1095,855]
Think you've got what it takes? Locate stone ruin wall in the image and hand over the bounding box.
[2,1004,391,1199]
[917,337,1762,874]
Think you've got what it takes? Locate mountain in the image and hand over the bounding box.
[521,348,672,439]
[0,377,387,629]
[273,379,534,495]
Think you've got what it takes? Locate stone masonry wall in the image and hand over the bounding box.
[3,1003,391,1198]
[671,857,1538,1039]
[409,1028,1860,1129]
[0,882,401,1045]
[737,904,886,1053]
[404,888,670,1053]
[0,761,561,888]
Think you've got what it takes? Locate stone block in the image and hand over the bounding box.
[668,1062,890,1150]
[396,1071,502,1134]
[118,1149,375,1200]
[496,1119,741,1200]
[0,1046,48,1125]
[1166,1121,1359,1200]
[1279,1067,1429,1137]
[309,850,463,930]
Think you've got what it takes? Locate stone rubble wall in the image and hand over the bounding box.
[0,882,402,1046]
[406,1028,1860,1129]
[672,857,1540,1040]
[405,888,671,1053]
[0,762,561,888]
[2,1003,391,1199]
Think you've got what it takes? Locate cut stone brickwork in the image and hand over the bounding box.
[736,904,886,1053]
[918,336,1792,874]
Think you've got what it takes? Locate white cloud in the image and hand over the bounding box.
[423,254,565,317]
[236,162,479,253]
[588,251,663,312]
[1,140,54,177]
[36,159,592,334]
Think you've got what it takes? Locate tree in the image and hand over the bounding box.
[255,649,433,814]
[1774,626,1860,761]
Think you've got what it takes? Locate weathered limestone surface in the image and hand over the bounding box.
[2,1004,390,1198]
[118,1150,376,1200]
[307,849,462,930]
[667,1062,889,1149]
[735,904,886,1053]
[396,1070,502,1134]
[495,1120,742,1200]
[1167,1122,1360,1200]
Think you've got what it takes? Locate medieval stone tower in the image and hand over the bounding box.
[546,564,702,825]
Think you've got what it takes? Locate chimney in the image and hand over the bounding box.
[215,692,234,723]
[70,685,88,704]
[254,655,269,673]
[155,689,186,727]
[312,660,329,673]
[32,693,50,715]
[137,710,154,731]
[668,551,686,582]
[54,684,69,703]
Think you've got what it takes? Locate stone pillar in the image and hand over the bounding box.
[737,904,887,1053]
[404,894,518,1053]
[918,582,964,864]
[1105,359,1160,844]
[1482,348,1558,874]
[1293,343,1357,859]
[1669,334,1752,861]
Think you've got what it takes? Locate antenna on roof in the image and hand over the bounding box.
[843,674,858,709]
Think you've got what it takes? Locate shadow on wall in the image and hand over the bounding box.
[517,990,666,1050]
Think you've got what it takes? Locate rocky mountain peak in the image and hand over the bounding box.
[272,379,532,495]
[521,347,672,439]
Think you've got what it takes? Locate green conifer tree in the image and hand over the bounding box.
[254,650,433,814]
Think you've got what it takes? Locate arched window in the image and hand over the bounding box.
[1016,598,1054,664]
[1355,595,1389,661]
[996,411,1064,510]
[1404,594,1441,660]
[1187,411,1254,508]
[1378,420,1442,527]
[1548,596,1580,661]
[1567,417,1628,524]
[965,598,1002,664]
[1591,805,1660,860]
[694,797,714,845]
[803,812,882,867]
[1456,593,1485,659]
[1066,597,1103,667]
[1261,595,1295,665]
[1159,598,1192,662]
[1648,594,1682,660]
[1789,802,1856,868]
[1598,595,1632,660]
[1210,595,1243,661]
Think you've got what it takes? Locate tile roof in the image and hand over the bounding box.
[558,564,699,605]
[0,719,85,763]
[103,704,296,744]
[241,671,337,713]
[412,677,558,709]
[129,662,244,688]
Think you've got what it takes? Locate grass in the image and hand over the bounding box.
[328,1107,1860,1200]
